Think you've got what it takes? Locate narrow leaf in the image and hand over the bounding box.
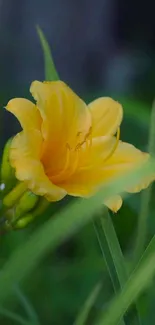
[94,210,141,325]
[74,282,102,325]
[134,101,155,262]
[15,286,40,325]
[96,251,155,325]
[36,26,59,81]
[0,307,30,325]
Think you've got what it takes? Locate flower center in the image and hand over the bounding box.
[50,128,92,183]
[48,128,120,184]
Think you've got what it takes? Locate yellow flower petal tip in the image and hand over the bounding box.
[104,196,123,213]
[5,80,154,211]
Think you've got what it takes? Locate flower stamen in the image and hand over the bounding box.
[50,128,93,182]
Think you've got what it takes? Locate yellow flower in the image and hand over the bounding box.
[6,81,152,212]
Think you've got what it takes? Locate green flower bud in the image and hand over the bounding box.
[14,198,50,229]
[3,182,27,208]
[15,191,39,221]
[0,138,16,195]
[31,197,50,218]
[14,214,34,229]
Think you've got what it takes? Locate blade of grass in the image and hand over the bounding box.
[134,234,155,273]
[93,217,125,325]
[0,161,153,304]
[74,282,102,325]
[15,285,40,325]
[0,307,31,325]
[96,248,155,325]
[134,101,155,263]
[36,26,59,81]
[94,210,127,291]
[93,210,141,325]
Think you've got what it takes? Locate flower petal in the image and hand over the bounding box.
[6,98,41,132]
[104,195,123,212]
[30,80,91,145]
[10,132,66,201]
[30,80,92,176]
[14,158,66,201]
[58,140,153,198]
[57,136,118,194]
[103,141,153,193]
[88,97,123,137]
[10,130,43,163]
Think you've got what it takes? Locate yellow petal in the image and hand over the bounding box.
[6,98,41,132]
[57,136,118,195]
[58,140,153,197]
[103,141,153,193]
[10,132,66,201]
[30,80,92,176]
[30,80,91,146]
[10,130,43,164]
[77,136,117,169]
[15,158,66,201]
[104,195,123,212]
[105,141,148,165]
[88,97,123,137]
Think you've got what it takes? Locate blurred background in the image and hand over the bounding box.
[0,0,155,324]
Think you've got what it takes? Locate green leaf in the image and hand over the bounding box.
[15,286,40,325]
[134,100,155,263]
[93,210,141,325]
[36,26,59,81]
[0,307,31,325]
[135,234,155,271]
[94,211,127,291]
[74,282,102,325]
[96,249,155,325]
[0,161,153,304]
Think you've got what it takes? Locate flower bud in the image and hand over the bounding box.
[13,198,49,229]
[3,182,27,208]
[0,138,16,195]
[14,191,39,221]
[14,213,34,229]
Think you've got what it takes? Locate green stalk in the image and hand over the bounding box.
[15,286,40,325]
[74,282,102,325]
[134,100,155,262]
[0,307,31,325]
[93,209,141,325]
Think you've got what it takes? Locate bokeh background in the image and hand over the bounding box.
[0,1,155,324]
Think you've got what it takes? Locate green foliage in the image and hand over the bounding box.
[36,26,59,81]
[74,282,102,325]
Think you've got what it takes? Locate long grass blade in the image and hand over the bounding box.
[15,285,40,325]
[0,307,31,325]
[94,210,141,325]
[74,282,102,325]
[96,250,155,325]
[134,101,155,262]
[36,26,59,81]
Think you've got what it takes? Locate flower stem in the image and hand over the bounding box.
[93,209,141,325]
[134,100,155,263]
